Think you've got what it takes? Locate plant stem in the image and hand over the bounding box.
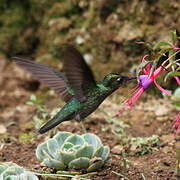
[177,148,180,177]
[161,50,180,67]
[34,171,97,179]
[78,172,97,177]
[80,121,87,133]
[164,59,180,69]
[122,151,128,173]
[112,171,130,180]
[57,171,79,175]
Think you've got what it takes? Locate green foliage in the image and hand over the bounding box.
[0,0,39,56]
[165,72,180,82]
[18,132,35,143]
[135,31,179,94]
[174,88,180,98]
[0,162,39,180]
[36,132,110,172]
[152,31,179,78]
[130,135,159,155]
[26,94,49,129]
[173,87,180,110]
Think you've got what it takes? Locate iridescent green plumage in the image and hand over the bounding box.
[13,45,135,134]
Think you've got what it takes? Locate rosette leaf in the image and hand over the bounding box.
[36,132,110,172]
[0,162,39,180]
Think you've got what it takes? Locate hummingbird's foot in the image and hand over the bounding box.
[80,121,87,133]
[75,114,87,133]
[48,127,58,137]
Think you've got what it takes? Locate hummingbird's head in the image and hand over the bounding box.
[102,73,136,89]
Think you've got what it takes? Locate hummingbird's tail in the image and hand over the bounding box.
[38,112,74,134]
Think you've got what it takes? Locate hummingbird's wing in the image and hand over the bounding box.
[13,57,73,102]
[63,45,96,102]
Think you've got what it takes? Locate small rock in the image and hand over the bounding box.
[174,141,180,149]
[161,146,173,153]
[113,23,143,43]
[156,116,169,122]
[84,54,93,64]
[154,105,169,116]
[0,124,7,134]
[160,134,175,144]
[163,161,170,166]
[48,17,71,31]
[72,176,81,180]
[75,35,85,44]
[111,145,124,155]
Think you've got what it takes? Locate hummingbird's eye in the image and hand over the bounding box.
[117,77,122,82]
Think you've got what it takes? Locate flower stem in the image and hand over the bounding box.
[164,59,180,69]
[57,171,80,175]
[161,50,180,67]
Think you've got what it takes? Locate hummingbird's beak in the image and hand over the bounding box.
[122,76,137,81]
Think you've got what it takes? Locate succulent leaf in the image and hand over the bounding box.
[6,175,19,180]
[87,160,104,172]
[36,132,110,172]
[36,142,51,162]
[82,134,102,150]
[43,159,65,170]
[68,157,89,169]
[100,146,110,161]
[0,162,38,180]
[61,142,74,152]
[0,163,10,174]
[65,135,85,146]
[75,145,94,159]
[59,152,75,166]
[2,167,24,177]
[94,146,110,161]
[54,132,73,147]
[47,139,59,156]
[72,145,82,151]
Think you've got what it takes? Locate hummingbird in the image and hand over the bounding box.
[13,45,135,134]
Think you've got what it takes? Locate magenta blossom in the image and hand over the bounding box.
[173,112,180,134]
[117,52,180,115]
[118,65,170,114]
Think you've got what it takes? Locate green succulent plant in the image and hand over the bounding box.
[36,132,110,172]
[0,162,39,180]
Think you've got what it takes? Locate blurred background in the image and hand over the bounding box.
[0,1,180,179]
[0,0,179,78]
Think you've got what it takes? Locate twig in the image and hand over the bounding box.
[57,171,80,175]
[161,50,180,67]
[34,171,96,180]
[112,171,130,180]
[141,173,147,180]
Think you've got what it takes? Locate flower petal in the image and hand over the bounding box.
[139,75,153,89]
[154,79,171,95]
[174,76,180,86]
[117,86,145,115]
[143,64,151,75]
[141,54,151,75]
[141,54,149,62]
[173,112,180,134]
[124,86,145,108]
[151,66,163,79]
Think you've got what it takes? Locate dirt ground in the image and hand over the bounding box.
[0,58,179,180]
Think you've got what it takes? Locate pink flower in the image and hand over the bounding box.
[117,55,173,115]
[173,112,180,134]
[118,65,169,114]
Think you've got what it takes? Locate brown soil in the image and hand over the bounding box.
[0,59,179,180]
